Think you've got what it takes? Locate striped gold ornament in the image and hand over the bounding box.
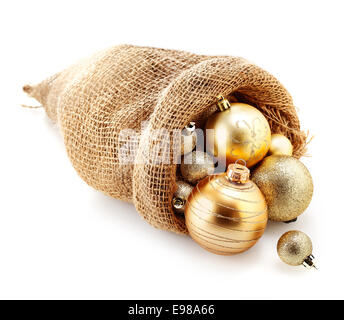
[185,163,268,255]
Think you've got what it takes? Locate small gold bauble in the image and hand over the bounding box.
[251,155,313,222]
[180,122,197,155]
[180,151,215,185]
[205,95,271,168]
[185,163,268,255]
[277,230,316,268]
[172,181,193,215]
[268,133,293,156]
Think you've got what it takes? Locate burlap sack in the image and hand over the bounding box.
[23,44,306,234]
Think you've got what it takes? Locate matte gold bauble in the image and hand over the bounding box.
[205,95,271,168]
[172,181,193,215]
[251,155,313,222]
[268,133,293,156]
[277,230,316,269]
[180,122,197,155]
[185,163,268,255]
[180,151,215,185]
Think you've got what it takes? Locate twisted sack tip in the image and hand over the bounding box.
[23,84,33,94]
[22,84,42,108]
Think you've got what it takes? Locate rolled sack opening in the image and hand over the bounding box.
[132,57,307,234]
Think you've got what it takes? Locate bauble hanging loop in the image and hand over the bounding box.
[180,122,197,155]
[227,161,250,184]
[216,95,231,111]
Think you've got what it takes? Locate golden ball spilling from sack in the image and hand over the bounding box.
[185,163,268,255]
[277,230,315,268]
[205,96,271,168]
[180,151,215,185]
[268,133,293,156]
[172,181,193,215]
[251,155,313,222]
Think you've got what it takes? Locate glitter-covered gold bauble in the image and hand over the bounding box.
[251,155,313,222]
[185,163,268,255]
[180,151,215,185]
[172,181,193,215]
[277,230,316,269]
[180,122,197,155]
[268,133,293,156]
[205,95,271,168]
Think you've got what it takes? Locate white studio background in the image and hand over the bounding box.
[0,0,343,299]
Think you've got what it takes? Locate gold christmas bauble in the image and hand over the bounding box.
[268,133,293,156]
[251,155,313,222]
[180,122,197,155]
[180,151,215,185]
[172,181,193,215]
[205,95,271,168]
[277,230,316,268]
[185,163,268,255]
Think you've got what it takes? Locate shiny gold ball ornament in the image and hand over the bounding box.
[185,163,268,255]
[172,181,194,215]
[205,95,271,168]
[268,133,293,156]
[251,155,313,222]
[277,230,317,269]
[180,122,197,155]
[180,151,215,185]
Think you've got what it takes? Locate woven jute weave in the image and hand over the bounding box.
[23,44,306,234]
